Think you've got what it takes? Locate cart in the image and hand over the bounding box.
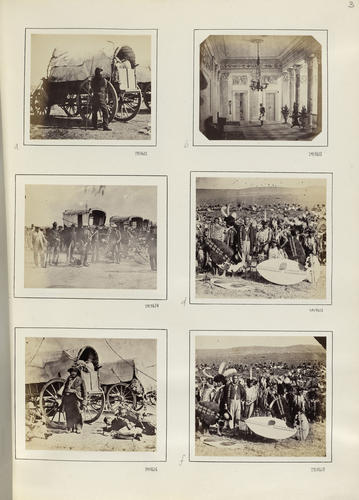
[25,344,144,427]
[30,43,143,124]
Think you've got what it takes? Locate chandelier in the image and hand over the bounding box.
[250,39,268,92]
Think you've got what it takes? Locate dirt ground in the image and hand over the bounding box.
[195,421,326,458]
[196,265,326,301]
[30,104,151,141]
[27,408,156,453]
[24,249,156,289]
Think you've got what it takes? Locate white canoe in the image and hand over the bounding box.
[257,258,308,286]
[246,416,296,440]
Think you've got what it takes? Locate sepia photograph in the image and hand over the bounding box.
[190,331,332,461]
[15,329,167,461]
[194,30,327,146]
[24,29,156,145]
[191,173,332,304]
[15,175,167,299]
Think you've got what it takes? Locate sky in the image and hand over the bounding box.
[26,336,156,366]
[30,34,152,86]
[25,184,157,226]
[196,335,322,350]
[196,177,326,191]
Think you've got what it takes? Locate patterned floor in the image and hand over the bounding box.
[223,121,318,141]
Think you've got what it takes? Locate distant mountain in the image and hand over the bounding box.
[196,344,326,365]
[197,186,326,208]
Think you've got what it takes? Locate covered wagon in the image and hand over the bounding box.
[62,208,106,228]
[25,338,151,428]
[31,42,143,124]
[136,65,151,111]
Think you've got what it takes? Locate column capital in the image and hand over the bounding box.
[220,72,229,81]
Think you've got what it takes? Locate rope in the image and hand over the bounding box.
[28,337,44,365]
[105,340,157,382]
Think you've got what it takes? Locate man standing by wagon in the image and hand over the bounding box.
[91,67,111,132]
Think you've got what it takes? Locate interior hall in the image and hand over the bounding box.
[199,35,322,141]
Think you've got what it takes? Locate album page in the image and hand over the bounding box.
[1,0,359,499]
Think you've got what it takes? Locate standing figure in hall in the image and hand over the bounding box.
[259,103,265,126]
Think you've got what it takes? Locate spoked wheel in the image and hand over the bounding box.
[83,392,105,423]
[106,383,137,414]
[145,390,157,406]
[142,83,151,111]
[39,378,66,428]
[131,247,149,265]
[115,90,141,122]
[77,79,118,126]
[62,92,79,117]
[31,88,49,119]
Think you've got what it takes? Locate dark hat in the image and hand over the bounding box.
[68,365,80,375]
[95,67,103,75]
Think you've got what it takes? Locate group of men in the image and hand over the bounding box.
[195,360,326,438]
[26,222,157,271]
[196,202,326,278]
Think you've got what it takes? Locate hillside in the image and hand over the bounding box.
[197,186,326,208]
[196,343,326,365]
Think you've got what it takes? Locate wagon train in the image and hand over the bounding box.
[25,343,152,427]
[59,208,153,265]
[31,43,148,125]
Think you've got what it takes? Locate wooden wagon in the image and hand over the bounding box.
[30,44,143,124]
[25,344,145,427]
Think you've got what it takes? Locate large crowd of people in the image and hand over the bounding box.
[25,221,157,271]
[195,358,326,440]
[196,200,326,281]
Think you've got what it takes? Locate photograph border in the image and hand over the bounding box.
[14,327,168,462]
[192,28,329,148]
[188,329,333,463]
[23,27,158,147]
[189,170,333,306]
[14,173,168,300]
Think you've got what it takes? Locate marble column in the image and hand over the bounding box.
[288,67,295,111]
[281,71,289,108]
[219,72,229,118]
[316,51,322,133]
[306,55,315,128]
[294,64,301,106]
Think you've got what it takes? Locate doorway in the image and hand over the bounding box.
[234,92,248,121]
[265,93,275,121]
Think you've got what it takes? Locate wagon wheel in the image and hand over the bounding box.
[106,383,137,414]
[145,390,157,406]
[142,83,151,111]
[31,88,49,118]
[62,92,79,117]
[83,391,105,423]
[77,79,118,125]
[39,378,66,428]
[130,243,150,265]
[115,89,141,122]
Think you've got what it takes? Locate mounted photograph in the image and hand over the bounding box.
[194,30,327,146]
[15,175,167,299]
[24,29,156,146]
[190,331,332,462]
[191,172,332,304]
[15,328,167,461]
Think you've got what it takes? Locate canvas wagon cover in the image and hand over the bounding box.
[136,65,151,83]
[25,337,157,391]
[47,43,116,82]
